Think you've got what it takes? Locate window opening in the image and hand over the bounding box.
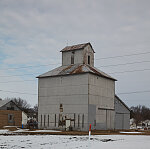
[7,107,14,110]
[8,114,13,123]
[60,104,63,112]
[88,55,90,65]
[71,55,74,64]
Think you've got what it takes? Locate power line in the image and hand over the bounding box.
[1,51,150,71]
[0,89,37,95]
[0,79,36,83]
[0,67,150,81]
[0,73,39,77]
[98,60,150,68]
[117,90,150,95]
[0,63,61,70]
[0,67,150,79]
[0,89,150,96]
[1,59,150,78]
[95,51,150,60]
[109,68,150,74]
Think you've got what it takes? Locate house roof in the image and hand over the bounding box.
[37,64,116,81]
[115,95,130,111]
[0,99,11,108]
[60,42,95,53]
[0,99,25,112]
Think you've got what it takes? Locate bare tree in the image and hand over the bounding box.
[130,105,150,127]
[33,104,38,113]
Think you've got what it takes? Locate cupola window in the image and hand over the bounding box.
[88,55,90,65]
[71,52,74,64]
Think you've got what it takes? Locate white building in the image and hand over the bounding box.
[37,42,130,131]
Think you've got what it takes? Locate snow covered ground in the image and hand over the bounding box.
[0,135,149,149]
[119,131,143,134]
[0,129,61,134]
[13,129,61,133]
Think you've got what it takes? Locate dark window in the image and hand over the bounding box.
[71,55,74,64]
[8,114,13,123]
[7,107,14,110]
[88,55,90,65]
[60,104,63,112]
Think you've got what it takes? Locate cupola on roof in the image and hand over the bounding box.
[60,42,95,53]
[61,42,95,66]
[37,42,116,81]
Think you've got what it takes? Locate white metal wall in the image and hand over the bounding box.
[38,73,89,131]
[88,73,115,130]
[115,97,130,130]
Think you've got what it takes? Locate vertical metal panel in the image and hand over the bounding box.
[78,114,80,127]
[44,115,46,127]
[74,113,75,128]
[82,114,84,128]
[40,115,42,127]
[115,113,123,129]
[48,115,49,127]
[55,114,56,127]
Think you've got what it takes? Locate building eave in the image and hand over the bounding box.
[37,71,116,81]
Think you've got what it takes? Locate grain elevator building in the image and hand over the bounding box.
[37,43,130,131]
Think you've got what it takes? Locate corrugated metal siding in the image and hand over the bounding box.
[115,96,130,130]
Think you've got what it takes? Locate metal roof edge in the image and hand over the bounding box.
[60,42,95,53]
[37,71,116,81]
[37,72,89,79]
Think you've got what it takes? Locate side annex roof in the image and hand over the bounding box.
[115,95,130,111]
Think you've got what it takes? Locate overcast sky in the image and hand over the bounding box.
[0,0,150,107]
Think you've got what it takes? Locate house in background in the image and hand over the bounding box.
[142,120,150,129]
[0,99,27,128]
[115,95,130,130]
[37,42,130,131]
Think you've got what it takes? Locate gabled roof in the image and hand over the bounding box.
[0,99,11,108]
[0,99,24,112]
[37,64,116,81]
[60,42,95,53]
[115,95,130,111]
